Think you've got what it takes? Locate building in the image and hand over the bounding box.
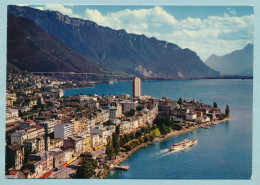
[6,143,24,170]
[28,151,53,172]
[54,123,73,139]
[90,125,112,145]
[132,77,141,98]
[91,134,103,150]
[119,120,133,134]
[109,102,122,120]
[186,112,197,121]
[64,136,83,155]
[121,100,138,113]
[64,148,75,163]
[6,108,21,125]
[48,138,64,150]
[81,134,92,153]
[71,119,82,135]
[11,125,45,145]
[6,108,19,119]
[19,120,36,130]
[59,89,64,98]
[39,120,58,135]
[23,160,42,177]
[23,136,45,153]
[52,150,65,169]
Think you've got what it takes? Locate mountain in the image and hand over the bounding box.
[205,44,253,75]
[8,5,219,78]
[7,15,105,73]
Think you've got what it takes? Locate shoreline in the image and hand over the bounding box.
[102,116,232,178]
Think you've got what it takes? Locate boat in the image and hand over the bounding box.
[109,80,114,85]
[169,139,198,152]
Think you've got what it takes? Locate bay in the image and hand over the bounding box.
[64,79,252,179]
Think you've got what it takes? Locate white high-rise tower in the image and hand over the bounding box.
[132,77,141,98]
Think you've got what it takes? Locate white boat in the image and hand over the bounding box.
[169,139,198,152]
[109,80,114,85]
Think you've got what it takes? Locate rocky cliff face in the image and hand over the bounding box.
[205,44,253,75]
[8,5,220,77]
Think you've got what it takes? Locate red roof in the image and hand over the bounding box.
[10,170,20,175]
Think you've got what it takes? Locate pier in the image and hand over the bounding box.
[113,166,130,170]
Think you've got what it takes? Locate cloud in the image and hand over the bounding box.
[35,7,44,11]
[83,6,253,61]
[36,5,80,18]
[227,7,237,15]
[230,10,237,15]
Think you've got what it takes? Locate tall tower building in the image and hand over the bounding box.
[132,77,141,98]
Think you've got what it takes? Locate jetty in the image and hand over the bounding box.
[113,166,130,170]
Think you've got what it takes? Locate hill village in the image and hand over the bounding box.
[5,72,228,178]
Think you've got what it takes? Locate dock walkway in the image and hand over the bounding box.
[113,166,130,170]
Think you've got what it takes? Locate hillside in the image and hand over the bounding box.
[7,15,105,73]
[205,44,253,75]
[8,5,219,78]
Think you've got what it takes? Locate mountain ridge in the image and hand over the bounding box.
[8,5,220,78]
[205,43,253,75]
[7,15,105,74]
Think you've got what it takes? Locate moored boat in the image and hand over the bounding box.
[169,139,198,152]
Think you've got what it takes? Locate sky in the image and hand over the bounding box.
[28,5,254,61]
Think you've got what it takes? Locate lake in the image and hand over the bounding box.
[64,79,252,179]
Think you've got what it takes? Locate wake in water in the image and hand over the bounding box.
[149,148,169,158]
[160,147,193,157]
[150,144,197,158]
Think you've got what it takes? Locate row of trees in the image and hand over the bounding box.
[106,124,160,158]
[106,116,184,158]
[106,131,120,160]
[153,116,182,136]
[213,102,230,116]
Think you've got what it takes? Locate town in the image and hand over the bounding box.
[5,72,230,179]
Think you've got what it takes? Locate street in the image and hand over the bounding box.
[48,159,80,179]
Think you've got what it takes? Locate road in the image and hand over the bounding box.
[48,147,107,179]
[92,147,106,158]
[48,159,80,179]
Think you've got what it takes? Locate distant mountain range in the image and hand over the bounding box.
[205,44,253,76]
[8,5,220,78]
[7,15,105,74]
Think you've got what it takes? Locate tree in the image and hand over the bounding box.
[112,132,120,155]
[141,126,148,134]
[119,135,126,146]
[172,124,182,131]
[106,137,115,160]
[136,105,144,111]
[213,102,218,108]
[159,124,169,136]
[126,109,135,117]
[146,103,152,110]
[75,157,98,178]
[130,132,135,140]
[225,105,230,116]
[143,134,150,142]
[124,134,130,142]
[177,98,182,105]
[150,132,156,142]
[135,130,142,139]
[115,125,120,135]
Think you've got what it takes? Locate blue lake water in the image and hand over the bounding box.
[64,79,252,179]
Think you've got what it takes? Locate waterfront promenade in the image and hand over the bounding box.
[102,116,232,178]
